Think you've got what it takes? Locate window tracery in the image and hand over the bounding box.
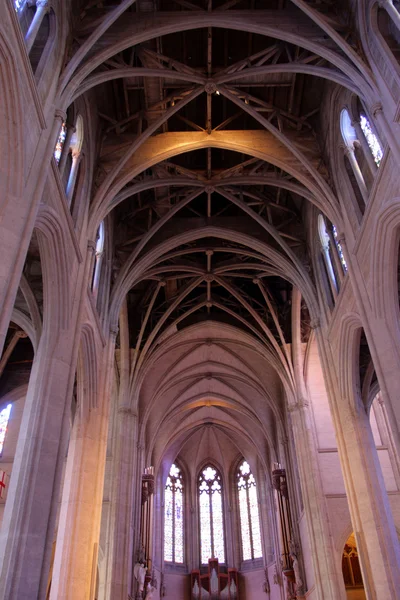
[237,460,262,561]
[0,404,12,456]
[199,465,225,564]
[164,463,184,564]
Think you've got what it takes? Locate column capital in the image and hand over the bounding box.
[371,102,383,118]
[117,406,137,418]
[110,324,119,337]
[54,109,67,122]
[310,317,320,330]
[288,398,309,413]
[35,0,50,10]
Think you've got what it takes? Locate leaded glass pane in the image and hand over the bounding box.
[175,487,184,563]
[54,122,67,163]
[200,489,212,564]
[360,115,383,167]
[248,485,262,558]
[212,490,225,563]
[332,225,347,272]
[199,465,225,564]
[239,486,251,560]
[0,404,12,456]
[164,463,184,563]
[237,460,263,560]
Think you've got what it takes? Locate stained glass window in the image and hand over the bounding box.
[332,225,347,272]
[14,0,24,10]
[199,465,225,564]
[0,404,12,456]
[164,463,184,563]
[54,122,67,164]
[360,115,383,167]
[237,460,262,561]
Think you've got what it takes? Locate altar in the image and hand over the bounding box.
[191,559,239,599]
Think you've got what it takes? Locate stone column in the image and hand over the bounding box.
[0,109,62,358]
[290,290,344,600]
[0,325,79,600]
[25,0,50,54]
[315,328,400,599]
[49,330,117,600]
[106,407,138,600]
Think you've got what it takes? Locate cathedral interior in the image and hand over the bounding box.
[1,0,400,599]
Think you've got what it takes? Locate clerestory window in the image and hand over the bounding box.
[0,404,12,456]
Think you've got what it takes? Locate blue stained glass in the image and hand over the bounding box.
[237,460,262,560]
[199,465,225,564]
[332,225,347,272]
[164,463,184,563]
[0,404,12,456]
[14,0,24,10]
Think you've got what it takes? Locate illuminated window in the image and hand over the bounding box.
[92,221,105,296]
[14,0,24,10]
[332,225,347,272]
[0,404,12,456]
[164,463,184,563]
[199,465,225,564]
[360,115,383,167]
[237,460,262,561]
[54,122,67,163]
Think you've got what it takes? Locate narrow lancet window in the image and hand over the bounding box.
[0,404,12,456]
[359,115,383,167]
[54,122,67,163]
[237,460,262,561]
[199,465,225,564]
[164,463,184,563]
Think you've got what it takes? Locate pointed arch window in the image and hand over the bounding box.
[237,460,262,561]
[199,465,225,564]
[164,463,184,564]
[0,404,12,456]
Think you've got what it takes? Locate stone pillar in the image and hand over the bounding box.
[49,330,117,600]
[106,407,138,600]
[25,0,50,54]
[0,325,78,600]
[290,289,344,600]
[315,327,400,600]
[287,400,345,599]
[0,109,62,358]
